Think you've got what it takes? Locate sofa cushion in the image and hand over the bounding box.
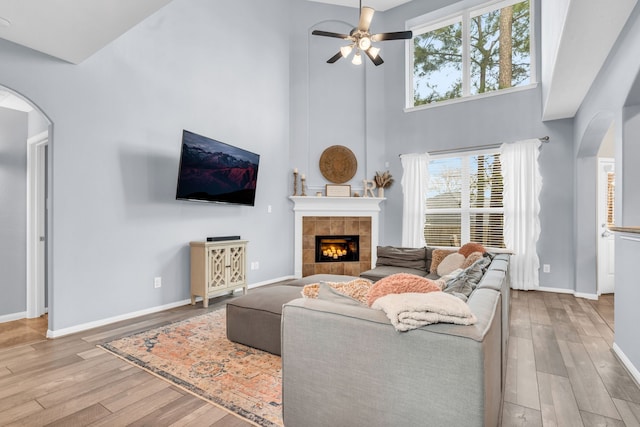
[360,265,429,282]
[376,246,431,270]
[367,273,441,306]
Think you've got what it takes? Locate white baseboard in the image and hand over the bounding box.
[47,299,192,338]
[46,276,297,339]
[612,343,640,388]
[536,286,574,295]
[532,286,598,300]
[0,311,28,324]
[574,292,598,300]
[248,275,295,289]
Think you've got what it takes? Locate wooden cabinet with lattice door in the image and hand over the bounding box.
[190,240,248,307]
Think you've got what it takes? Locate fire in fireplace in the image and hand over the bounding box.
[315,235,360,263]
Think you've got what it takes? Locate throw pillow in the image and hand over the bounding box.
[458,242,486,257]
[429,249,456,273]
[316,282,364,306]
[462,251,484,269]
[437,253,466,276]
[302,278,373,304]
[366,273,441,307]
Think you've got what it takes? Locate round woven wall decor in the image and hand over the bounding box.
[319,145,357,183]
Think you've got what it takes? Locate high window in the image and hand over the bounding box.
[410,0,532,108]
[425,150,505,249]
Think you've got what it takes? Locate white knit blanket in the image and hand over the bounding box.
[372,292,477,332]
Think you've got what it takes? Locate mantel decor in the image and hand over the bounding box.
[319,145,357,183]
[325,184,351,197]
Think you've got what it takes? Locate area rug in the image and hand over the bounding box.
[98,307,282,427]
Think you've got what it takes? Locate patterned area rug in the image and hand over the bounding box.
[99,307,282,427]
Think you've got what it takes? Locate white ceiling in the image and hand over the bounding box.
[307,0,411,11]
[0,0,173,64]
[0,0,636,120]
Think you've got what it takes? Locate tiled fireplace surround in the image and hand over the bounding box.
[291,196,385,278]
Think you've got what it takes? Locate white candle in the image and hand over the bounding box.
[301,174,305,179]
[293,168,298,173]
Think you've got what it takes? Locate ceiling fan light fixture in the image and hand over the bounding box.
[352,51,362,65]
[358,36,372,51]
[368,46,380,59]
[340,44,353,58]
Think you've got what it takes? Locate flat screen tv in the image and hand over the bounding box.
[176,130,260,206]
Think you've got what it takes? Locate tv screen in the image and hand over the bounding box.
[176,130,260,206]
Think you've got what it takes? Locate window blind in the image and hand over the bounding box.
[424,150,505,249]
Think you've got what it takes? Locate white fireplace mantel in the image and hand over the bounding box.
[290,196,385,278]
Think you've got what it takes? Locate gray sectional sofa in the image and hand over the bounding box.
[281,249,511,427]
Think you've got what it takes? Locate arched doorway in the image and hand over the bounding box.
[0,85,52,331]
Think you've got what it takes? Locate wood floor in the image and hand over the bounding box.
[502,291,640,427]
[0,291,638,426]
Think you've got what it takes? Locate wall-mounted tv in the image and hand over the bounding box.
[176,130,260,206]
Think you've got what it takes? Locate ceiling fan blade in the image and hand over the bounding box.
[358,7,375,32]
[371,30,413,42]
[365,49,384,66]
[327,51,344,64]
[312,30,350,39]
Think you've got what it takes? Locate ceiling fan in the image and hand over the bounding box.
[311,1,413,66]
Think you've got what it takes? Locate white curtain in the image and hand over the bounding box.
[500,139,542,290]
[400,153,430,248]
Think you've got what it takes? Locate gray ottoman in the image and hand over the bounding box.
[226,274,358,355]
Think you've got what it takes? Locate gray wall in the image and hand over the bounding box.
[0,0,293,331]
[622,104,640,224]
[0,107,28,316]
[289,1,390,235]
[575,2,640,377]
[374,0,576,291]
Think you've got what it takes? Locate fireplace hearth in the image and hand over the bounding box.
[315,235,359,263]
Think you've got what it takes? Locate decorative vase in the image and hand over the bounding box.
[377,187,384,198]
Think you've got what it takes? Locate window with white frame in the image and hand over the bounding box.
[425,150,505,249]
[410,0,532,107]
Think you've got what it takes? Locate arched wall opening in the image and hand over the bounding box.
[0,84,53,332]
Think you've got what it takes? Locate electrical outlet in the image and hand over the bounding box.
[154,277,162,288]
[251,262,259,270]
[543,264,550,273]
[267,205,272,213]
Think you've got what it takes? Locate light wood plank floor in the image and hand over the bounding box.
[0,291,638,426]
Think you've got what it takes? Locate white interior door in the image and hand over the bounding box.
[597,158,615,295]
[27,131,48,318]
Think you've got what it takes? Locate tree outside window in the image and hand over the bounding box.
[425,152,505,249]
[412,0,531,106]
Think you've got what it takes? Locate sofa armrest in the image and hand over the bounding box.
[281,289,502,427]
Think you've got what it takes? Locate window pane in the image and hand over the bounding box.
[427,157,462,209]
[413,20,463,105]
[470,212,505,248]
[425,213,461,247]
[425,150,505,249]
[470,154,503,208]
[469,0,530,95]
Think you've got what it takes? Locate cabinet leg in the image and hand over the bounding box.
[203,298,209,308]
[191,295,196,306]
